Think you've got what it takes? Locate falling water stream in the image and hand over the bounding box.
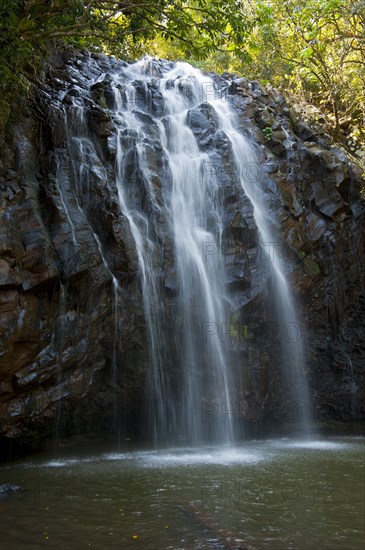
[46,55,313,446]
[103,57,312,444]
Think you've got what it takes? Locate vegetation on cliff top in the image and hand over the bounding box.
[0,0,364,154]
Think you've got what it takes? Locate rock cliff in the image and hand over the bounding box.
[0,50,363,455]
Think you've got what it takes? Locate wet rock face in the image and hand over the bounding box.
[0,50,364,454]
[236,81,365,427]
[0,52,147,453]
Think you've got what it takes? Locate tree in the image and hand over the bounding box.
[157,0,364,151]
[0,0,254,62]
[240,0,364,147]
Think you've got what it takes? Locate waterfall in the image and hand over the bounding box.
[109,61,235,445]
[210,101,313,433]
[53,54,312,445]
[102,57,312,444]
[53,281,66,447]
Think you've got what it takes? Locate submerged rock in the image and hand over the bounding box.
[0,484,23,497]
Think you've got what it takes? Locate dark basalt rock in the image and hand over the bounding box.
[0,49,364,457]
[186,102,219,149]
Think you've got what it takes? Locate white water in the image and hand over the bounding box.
[53,56,312,446]
[106,57,312,445]
[109,61,239,445]
[13,437,359,469]
[210,101,313,433]
[53,281,66,444]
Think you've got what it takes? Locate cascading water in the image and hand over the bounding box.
[103,57,312,444]
[53,54,312,446]
[209,100,313,433]
[50,98,124,440]
[110,62,235,445]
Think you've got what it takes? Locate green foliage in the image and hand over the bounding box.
[151,0,364,151]
[240,0,365,148]
[0,100,11,136]
[0,0,253,62]
[262,127,274,141]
